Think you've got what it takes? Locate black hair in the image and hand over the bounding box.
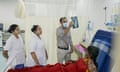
[8,24,18,33]
[59,17,67,23]
[87,46,99,68]
[31,25,39,32]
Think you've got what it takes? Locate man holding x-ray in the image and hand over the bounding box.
[56,17,74,64]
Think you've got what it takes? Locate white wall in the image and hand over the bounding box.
[0,0,120,69]
[74,0,120,42]
[111,2,120,72]
[25,16,58,64]
[0,0,24,30]
[24,16,86,63]
[24,0,120,64]
[0,0,117,64]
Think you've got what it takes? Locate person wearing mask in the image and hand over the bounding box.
[3,24,25,69]
[56,17,74,64]
[26,25,48,67]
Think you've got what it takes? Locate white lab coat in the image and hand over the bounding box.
[26,34,47,67]
[4,34,25,66]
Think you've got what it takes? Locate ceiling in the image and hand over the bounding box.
[0,0,16,2]
[24,0,76,5]
[23,0,78,16]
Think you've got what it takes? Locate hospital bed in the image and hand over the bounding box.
[91,30,113,72]
[7,59,88,72]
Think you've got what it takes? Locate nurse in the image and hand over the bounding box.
[2,24,25,69]
[26,25,48,67]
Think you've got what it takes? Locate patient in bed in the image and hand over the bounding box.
[66,44,99,72]
[8,44,99,72]
[75,44,99,72]
[87,46,99,72]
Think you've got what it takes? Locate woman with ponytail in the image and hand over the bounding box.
[2,24,25,69]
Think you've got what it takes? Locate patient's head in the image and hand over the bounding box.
[87,46,99,68]
[88,58,97,72]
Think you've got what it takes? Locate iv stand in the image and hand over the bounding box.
[104,6,107,23]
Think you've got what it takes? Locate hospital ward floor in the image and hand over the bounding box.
[0,50,6,71]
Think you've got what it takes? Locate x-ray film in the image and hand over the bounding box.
[71,16,79,29]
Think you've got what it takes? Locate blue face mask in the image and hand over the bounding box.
[63,23,68,28]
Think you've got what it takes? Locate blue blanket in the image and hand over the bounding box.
[91,30,113,72]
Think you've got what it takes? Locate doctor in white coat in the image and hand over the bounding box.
[26,25,48,67]
[2,24,25,69]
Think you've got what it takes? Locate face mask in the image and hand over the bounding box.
[63,23,68,28]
